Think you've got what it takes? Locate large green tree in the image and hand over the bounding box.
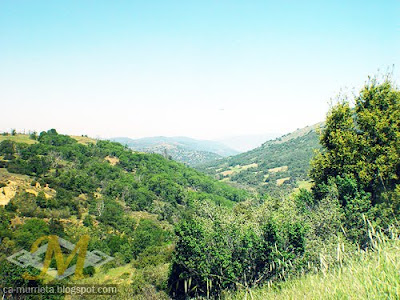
[310,78,400,240]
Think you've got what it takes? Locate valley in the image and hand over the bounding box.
[110,136,239,166]
[0,80,399,300]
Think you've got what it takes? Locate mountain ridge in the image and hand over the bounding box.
[196,122,323,195]
[109,136,239,166]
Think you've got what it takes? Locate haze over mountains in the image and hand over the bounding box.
[216,133,282,152]
[110,136,239,166]
[109,123,323,196]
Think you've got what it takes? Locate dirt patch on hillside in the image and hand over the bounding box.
[276,177,291,186]
[268,166,288,173]
[0,168,55,205]
[105,156,120,166]
[0,181,18,205]
[221,170,234,176]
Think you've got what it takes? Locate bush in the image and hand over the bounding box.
[15,218,50,249]
[169,200,306,299]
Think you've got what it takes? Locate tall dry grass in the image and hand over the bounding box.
[223,225,400,300]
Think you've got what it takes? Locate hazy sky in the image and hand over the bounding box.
[1,1,399,140]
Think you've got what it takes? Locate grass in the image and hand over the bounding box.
[297,180,313,190]
[71,135,97,145]
[276,177,290,186]
[0,168,33,205]
[105,155,120,165]
[220,163,258,177]
[79,264,136,285]
[268,166,288,173]
[292,180,313,193]
[270,122,323,145]
[0,134,37,144]
[223,227,400,300]
[0,133,96,145]
[0,167,31,180]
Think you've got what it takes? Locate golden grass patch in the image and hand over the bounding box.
[276,177,290,186]
[71,135,96,145]
[105,155,120,166]
[268,165,288,173]
[0,134,37,144]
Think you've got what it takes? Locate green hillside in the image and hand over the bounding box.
[198,123,322,195]
[167,79,399,300]
[0,129,247,299]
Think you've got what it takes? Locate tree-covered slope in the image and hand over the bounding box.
[197,123,322,195]
[0,129,247,298]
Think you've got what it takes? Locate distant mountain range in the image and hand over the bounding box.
[196,123,323,195]
[109,136,239,166]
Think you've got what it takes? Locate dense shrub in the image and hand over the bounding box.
[169,200,306,298]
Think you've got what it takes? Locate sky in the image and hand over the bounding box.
[1,0,399,141]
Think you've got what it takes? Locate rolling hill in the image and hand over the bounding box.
[110,136,239,166]
[0,129,247,299]
[197,123,323,195]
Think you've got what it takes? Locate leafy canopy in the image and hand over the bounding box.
[310,77,400,241]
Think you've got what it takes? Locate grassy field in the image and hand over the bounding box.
[0,133,96,145]
[220,163,258,177]
[223,229,400,300]
[71,135,97,145]
[0,134,37,144]
[268,166,288,173]
[292,180,313,193]
[0,168,33,205]
[276,177,290,186]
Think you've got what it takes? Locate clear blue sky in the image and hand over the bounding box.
[1,1,399,139]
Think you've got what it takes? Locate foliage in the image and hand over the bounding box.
[0,261,64,300]
[0,129,246,298]
[310,78,400,244]
[169,200,307,298]
[15,218,50,249]
[1,78,398,299]
[223,226,400,300]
